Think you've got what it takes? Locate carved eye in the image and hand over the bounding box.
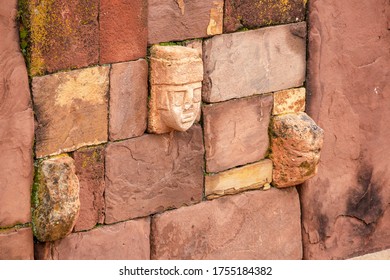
[193,87,201,103]
[172,91,186,106]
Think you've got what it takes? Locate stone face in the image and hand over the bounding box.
[203,22,306,103]
[152,188,302,259]
[23,0,99,76]
[32,66,109,158]
[73,146,105,232]
[0,227,34,260]
[0,0,34,227]
[32,155,80,242]
[148,46,203,134]
[224,0,306,33]
[36,218,150,260]
[105,125,204,224]
[301,0,390,259]
[205,159,273,199]
[273,88,306,115]
[270,112,324,188]
[203,94,272,173]
[109,60,148,141]
[148,0,223,44]
[100,0,147,64]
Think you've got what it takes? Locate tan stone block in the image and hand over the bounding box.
[205,159,273,199]
[273,88,306,115]
[33,66,109,158]
[0,227,34,260]
[350,249,390,260]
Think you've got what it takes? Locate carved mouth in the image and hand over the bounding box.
[181,113,195,123]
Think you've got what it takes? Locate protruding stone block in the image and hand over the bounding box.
[203,22,306,103]
[109,60,148,141]
[206,159,273,199]
[151,188,302,259]
[148,0,223,44]
[203,94,273,173]
[270,112,324,188]
[148,46,203,134]
[32,155,80,242]
[32,66,109,158]
[273,88,306,115]
[0,227,34,260]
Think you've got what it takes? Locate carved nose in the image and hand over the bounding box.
[184,102,192,110]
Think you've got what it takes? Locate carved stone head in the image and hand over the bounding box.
[148,45,203,134]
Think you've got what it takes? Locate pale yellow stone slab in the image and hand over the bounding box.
[350,249,390,260]
[205,159,273,199]
[273,87,306,115]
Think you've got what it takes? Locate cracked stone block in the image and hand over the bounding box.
[203,22,306,103]
[0,227,34,260]
[273,87,306,115]
[32,155,80,242]
[203,94,272,173]
[151,188,302,259]
[148,0,223,44]
[32,66,109,158]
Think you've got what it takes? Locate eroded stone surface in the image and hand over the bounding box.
[100,0,147,63]
[148,0,223,44]
[152,188,302,259]
[205,159,273,199]
[109,60,148,141]
[73,146,105,232]
[273,88,306,115]
[0,227,34,260]
[270,112,324,188]
[32,66,109,158]
[105,125,204,224]
[32,155,80,242]
[35,218,150,260]
[203,94,272,173]
[203,22,306,103]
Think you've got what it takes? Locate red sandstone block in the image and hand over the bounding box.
[35,218,150,260]
[203,95,272,173]
[151,188,302,259]
[100,0,147,64]
[0,227,34,260]
[105,125,204,224]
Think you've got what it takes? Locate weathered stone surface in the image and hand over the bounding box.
[224,0,306,33]
[105,125,204,224]
[109,60,148,141]
[270,112,324,188]
[152,188,302,259]
[203,94,272,173]
[36,218,150,260]
[32,155,80,242]
[205,159,273,199]
[73,146,105,232]
[203,22,306,103]
[22,0,99,76]
[148,46,203,134]
[148,0,223,44]
[0,0,34,227]
[100,0,147,64]
[350,249,390,260]
[301,0,390,259]
[32,66,109,158]
[273,87,306,115]
[0,227,34,260]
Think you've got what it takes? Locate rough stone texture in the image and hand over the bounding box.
[301,0,390,259]
[148,0,223,44]
[35,218,150,260]
[273,87,306,115]
[73,146,105,232]
[23,0,99,76]
[270,112,324,188]
[32,66,109,158]
[224,0,306,33]
[152,188,302,259]
[350,249,390,260]
[0,1,34,227]
[109,60,148,141]
[203,22,306,103]
[205,159,273,199]
[105,125,204,224]
[203,94,272,173]
[100,0,147,64]
[0,227,34,260]
[32,155,80,242]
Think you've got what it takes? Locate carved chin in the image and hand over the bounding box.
[161,113,196,132]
